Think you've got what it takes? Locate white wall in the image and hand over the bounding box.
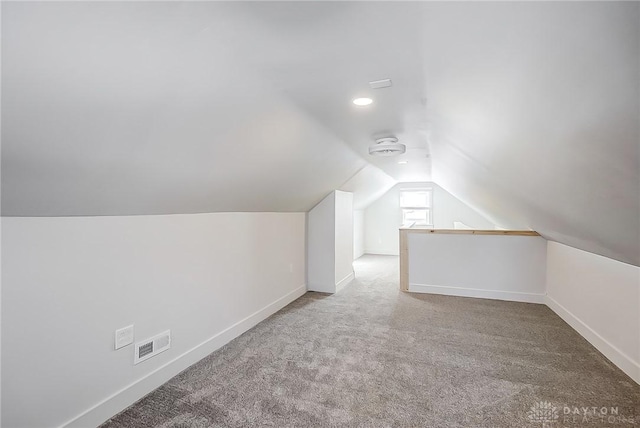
[408,233,547,303]
[307,191,354,293]
[363,183,402,256]
[546,241,640,384]
[353,210,364,260]
[364,182,495,255]
[0,203,2,426]
[1,212,306,428]
[339,165,396,211]
[425,2,639,267]
[334,191,354,287]
[406,235,639,382]
[432,184,497,230]
[307,193,336,293]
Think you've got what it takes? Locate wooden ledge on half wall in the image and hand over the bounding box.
[398,227,540,236]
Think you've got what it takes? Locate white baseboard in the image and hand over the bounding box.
[335,271,355,292]
[309,272,354,294]
[307,282,335,293]
[364,249,399,256]
[62,284,307,428]
[408,283,545,304]
[408,284,638,385]
[545,295,640,384]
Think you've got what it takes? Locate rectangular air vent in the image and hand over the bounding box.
[134,330,171,365]
[369,78,392,89]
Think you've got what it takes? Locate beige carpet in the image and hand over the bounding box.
[102,255,639,427]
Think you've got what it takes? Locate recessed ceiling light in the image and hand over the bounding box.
[353,97,373,106]
[398,161,408,164]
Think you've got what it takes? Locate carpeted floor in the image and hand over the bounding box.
[102,255,639,427]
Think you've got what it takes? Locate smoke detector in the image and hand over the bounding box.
[368,137,406,156]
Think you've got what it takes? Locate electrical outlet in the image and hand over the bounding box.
[115,325,134,350]
[289,263,294,273]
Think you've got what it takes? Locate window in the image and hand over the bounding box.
[400,189,432,226]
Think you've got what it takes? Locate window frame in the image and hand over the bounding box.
[399,188,433,227]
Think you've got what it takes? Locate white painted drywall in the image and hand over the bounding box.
[0,195,2,428]
[307,191,354,293]
[1,2,374,216]
[339,165,396,211]
[546,241,640,383]
[334,191,354,287]
[425,2,639,266]
[408,233,547,303]
[353,210,364,260]
[432,185,497,230]
[1,212,306,428]
[363,183,402,256]
[307,193,336,293]
[364,182,495,255]
[3,2,638,266]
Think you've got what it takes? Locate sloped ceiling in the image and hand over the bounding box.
[1,2,421,215]
[339,165,396,211]
[2,2,638,265]
[420,2,639,266]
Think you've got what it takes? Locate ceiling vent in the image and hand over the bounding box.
[369,79,392,89]
[368,137,406,156]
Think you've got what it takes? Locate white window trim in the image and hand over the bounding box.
[399,188,433,227]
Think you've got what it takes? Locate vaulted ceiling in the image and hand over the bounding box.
[2,2,638,265]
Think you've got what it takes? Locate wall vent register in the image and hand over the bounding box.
[134,330,171,365]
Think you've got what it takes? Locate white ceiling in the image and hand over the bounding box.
[2,2,638,265]
[419,2,639,266]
